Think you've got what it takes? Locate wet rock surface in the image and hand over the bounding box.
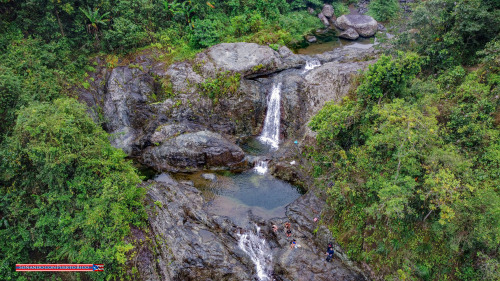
[133,178,367,281]
[81,42,377,173]
[78,42,380,281]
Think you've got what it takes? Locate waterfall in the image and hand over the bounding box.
[259,83,282,149]
[303,59,321,73]
[254,160,268,174]
[238,225,273,281]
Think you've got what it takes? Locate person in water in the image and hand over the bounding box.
[326,243,334,262]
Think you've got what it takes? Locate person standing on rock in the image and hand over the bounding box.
[284,222,291,237]
[272,224,278,233]
[290,239,296,249]
[326,243,334,262]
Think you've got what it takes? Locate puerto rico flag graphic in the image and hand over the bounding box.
[93,264,104,271]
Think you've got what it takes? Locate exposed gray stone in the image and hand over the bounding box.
[104,67,152,155]
[133,180,253,281]
[336,14,378,37]
[305,34,318,43]
[339,28,360,40]
[318,12,330,27]
[322,4,335,18]
[133,178,367,281]
[142,130,246,172]
[201,173,217,181]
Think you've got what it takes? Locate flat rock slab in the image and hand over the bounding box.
[142,130,246,172]
[204,42,281,75]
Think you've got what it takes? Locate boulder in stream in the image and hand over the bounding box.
[317,12,330,27]
[339,28,360,40]
[322,4,335,19]
[336,14,378,37]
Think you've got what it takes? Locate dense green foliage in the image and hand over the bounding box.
[309,0,500,279]
[2,0,498,280]
[396,0,500,69]
[0,0,326,55]
[199,71,241,102]
[0,99,146,280]
[368,0,399,21]
[0,1,335,279]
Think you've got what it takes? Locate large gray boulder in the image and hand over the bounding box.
[142,130,246,172]
[339,27,360,40]
[199,42,281,76]
[336,14,378,37]
[303,60,375,118]
[318,12,330,27]
[322,4,335,18]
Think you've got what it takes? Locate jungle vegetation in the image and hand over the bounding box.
[0,0,499,280]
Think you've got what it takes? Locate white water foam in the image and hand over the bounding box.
[238,225,273,281]
[254,161,268,174]
[258,83,282,149]
[303,59,321,73]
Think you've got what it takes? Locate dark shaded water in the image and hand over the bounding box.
[296,36,374,55]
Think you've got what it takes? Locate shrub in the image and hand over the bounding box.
[367,0,400,21]
[191,18,223,48]
[0,98,146,280]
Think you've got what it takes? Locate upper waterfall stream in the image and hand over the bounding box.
[258,82,282,149]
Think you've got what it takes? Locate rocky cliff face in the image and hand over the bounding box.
[79,42,378,281]
[131,177,367,281]
[79,42,376,173]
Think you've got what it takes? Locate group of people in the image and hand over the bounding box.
[271,222,296,249]
[271,222,335,262]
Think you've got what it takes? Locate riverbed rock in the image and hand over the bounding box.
[131,178,253,281]
[339,27,360,40]
[305,35,318,43]
[132,177,368,281]
[201,173,217,181]
[308,7,315,14]
[322,4,335,18]
[336,14,378,37]
[303,60,375,119]
[318,12,330,27]
[142,130,246,172]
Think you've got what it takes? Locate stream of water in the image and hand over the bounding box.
[303,58,321,72]
[258,82,282,149]
[238,225,273,281]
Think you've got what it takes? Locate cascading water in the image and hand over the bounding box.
[303,59,321,73]
[254,160,268,174]
[259,83,282,149]
[238,225,273,281]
